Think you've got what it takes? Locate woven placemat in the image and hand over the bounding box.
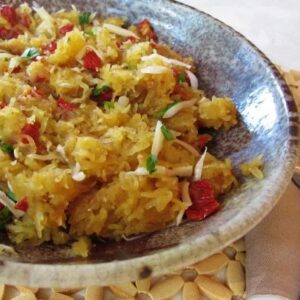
[0,69,299,300]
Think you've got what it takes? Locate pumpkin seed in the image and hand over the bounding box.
[49,292,74,300]
[85,287,103,300]
[0,285,5,300]
[223,246,237,259]
[16,287,38,295]
[194,253,229,275]
[150,275,183,300]
[11,294,37,300]
[182,282,203,300]
[232,240,245,252]
[195,275,233,300]
[135,278,151,292]
[226,261,245,296]
[181,268,198,281]
[109,282,137,298]
[235,252,246,267]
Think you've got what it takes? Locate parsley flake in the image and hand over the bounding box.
[79,12,91,25]
[92,85,111,97]
[21,47,39,60]
[178,73,186,83]
[146,154,158,174]
[160,125,174,141]
[0,207,11,230]
[156,101,180,119]
[0,140,14,155]
[103,101,114,110]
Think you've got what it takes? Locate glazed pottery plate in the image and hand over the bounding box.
[0,0,299,288]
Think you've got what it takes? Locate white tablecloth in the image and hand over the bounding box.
[178,0,300,70]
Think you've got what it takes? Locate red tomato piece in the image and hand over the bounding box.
[83,50,102,71]
[21,122,40,144]
[186,179,220,221]
[59,23,74,35]
[57,97,77,111]
[0,26,19,39]
[198,134,212,148]
[15,197,29,212]
[12,66,22,73]
[21,14,31,28]
[137,19,157,41]
[0,5,17,26]
[42,41,57,54]
[0,102,7,109]
[124,36,138,43]
[99,91,113,101]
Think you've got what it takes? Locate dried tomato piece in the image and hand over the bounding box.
[20,14,31,28]
[137,19,157,41]
[186,179,220,221]
[57,97,77,111]
[83,50,102,71]
[0,26,19,39]
[0,5,17,26]
[124,36,138,44]
[198,134,212,148]
[21,122,40,144]
[42,41,57,54]
[59,23,74,35]
[12,66,22,73]
[15,197,29,212]
[0,102,7,109]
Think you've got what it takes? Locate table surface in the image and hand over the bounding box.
[178,0,300,70]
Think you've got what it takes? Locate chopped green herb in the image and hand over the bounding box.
[79,12,91,25]
[6,190,17,202]
[0,140,14,155]
[92,85,111,97]
[104,101,115,110]
[178,73,186,83]
[160,125,174,141]
[146,154,157,174]
[156,101,180,119]
[0,207,11,231]
[84,30,95,37]
[21,47,39,60]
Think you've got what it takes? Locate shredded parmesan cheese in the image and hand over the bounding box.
[186,70,198,89]
[127,165,193,177]
[141,53,192,69]
[162,99,197,118]
[0,191,24,219]
[103,23,139,38]
[72,162,86,182]
[151,120,164,157]
[140,66,170,74]
[193,147,207,181]
[56,145,68,162]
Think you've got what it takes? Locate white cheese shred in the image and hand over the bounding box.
[103,23,139,38]
[162,99,197,118]
[0,191,24,219]
[72,162,86,182]
[193,147,207,181]
[151,120,164,157]
[140,66,170,74]
[186,70,199,89]
[141,53,192,69]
